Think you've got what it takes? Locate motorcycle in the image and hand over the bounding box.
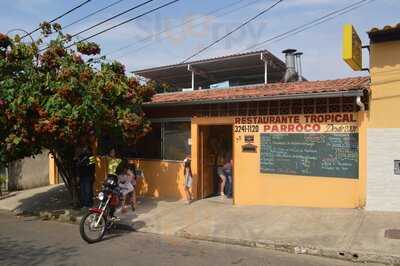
[79,174,123,243]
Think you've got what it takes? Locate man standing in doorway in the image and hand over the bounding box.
[223,158,233,198]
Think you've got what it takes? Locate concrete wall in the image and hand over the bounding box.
[366,129,400,211]
[366,39,400,211]
[8,151,50,191]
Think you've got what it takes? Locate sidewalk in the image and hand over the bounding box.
[0,184,70,214]
[1,185,400,264]
[127,197,400,265]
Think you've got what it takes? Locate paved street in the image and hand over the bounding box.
[0,211,384,266]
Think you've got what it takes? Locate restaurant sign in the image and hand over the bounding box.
[342,24,363,71]
[234,113,358,133]
[235,113,359,178]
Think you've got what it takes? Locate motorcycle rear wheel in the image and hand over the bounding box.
[79,212,106,243]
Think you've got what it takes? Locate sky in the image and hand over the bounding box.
[0,0,398,80]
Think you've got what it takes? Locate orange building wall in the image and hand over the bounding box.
[233,113,366,208]
[134,159,185,200]
[369,40,400,128]
[50,112,367,208]
[192,114,367,208]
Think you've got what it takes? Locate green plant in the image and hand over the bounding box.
[0,175,6,196]
[0,22,156,206]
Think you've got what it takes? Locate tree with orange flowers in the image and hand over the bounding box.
[0,23,155,206]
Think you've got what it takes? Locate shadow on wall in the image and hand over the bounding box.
[8,151,50,191]
[135,160,184,201]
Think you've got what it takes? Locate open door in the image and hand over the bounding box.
[199,126,215,198]
[199,125,233,199]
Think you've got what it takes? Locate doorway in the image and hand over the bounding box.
[198,125,233,200]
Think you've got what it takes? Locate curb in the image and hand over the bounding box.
[0,192,18,200]
[176,230,400,265]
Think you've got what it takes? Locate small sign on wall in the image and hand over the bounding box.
[242,135,257,152]
[242,143,257,153]
[394,160,400,175]
[244,135,254,143]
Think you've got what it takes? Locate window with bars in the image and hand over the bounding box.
[133,121,191,161]
[191,97,359,117]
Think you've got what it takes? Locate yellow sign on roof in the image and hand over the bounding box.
[342,24,362,71]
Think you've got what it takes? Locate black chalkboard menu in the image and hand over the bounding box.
[260,133,358,179]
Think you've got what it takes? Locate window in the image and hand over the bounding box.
[164,122,191,161]
[134,123,162,159]
[134,121,191,161]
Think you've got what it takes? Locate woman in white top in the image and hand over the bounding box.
[183,155,193,204]
[117,160,135,213]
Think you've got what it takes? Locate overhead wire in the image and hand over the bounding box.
[181,0,284,63]
[63,0,129,30]
[22,0,92,39]
[69,0,155,39]
[103,0,263,58]
[242,0,376,52]
[270,0,376,45]
[66,0,182,49]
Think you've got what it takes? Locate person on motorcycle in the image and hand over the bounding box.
[107,148,122,221]
[108,148,122,176]
[116,159,135,213]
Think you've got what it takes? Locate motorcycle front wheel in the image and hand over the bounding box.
[79,212,106,243]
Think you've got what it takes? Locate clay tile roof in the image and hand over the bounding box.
[148,76,370,106]
[369,23,400,33]
[368,23,400,43]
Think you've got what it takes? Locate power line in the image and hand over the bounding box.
[105,0,265,59]
[69,0,155,39]
[181,0,284,63]
[243,0,375,52]
[22,0,92,39]
[269,0,376,45]
[66,0,182,49]
[103,0,246,57]
[63,0,129,30]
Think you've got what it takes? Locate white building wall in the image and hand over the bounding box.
[367,128,400,211]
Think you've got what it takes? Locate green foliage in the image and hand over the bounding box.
[0,175,6,190]
[0,22,156,205]
[0,174,6,195]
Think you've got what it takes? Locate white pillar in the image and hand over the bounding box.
[264,60,268,84]
[192,71,195,90]
[261,53,268,84]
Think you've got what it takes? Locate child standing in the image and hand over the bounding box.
[183,155,193,204]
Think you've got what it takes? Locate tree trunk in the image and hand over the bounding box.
[53,153,81,208]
